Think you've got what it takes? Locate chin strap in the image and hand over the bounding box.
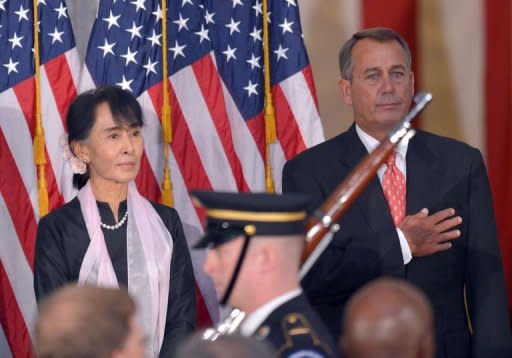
[220,234,253,306]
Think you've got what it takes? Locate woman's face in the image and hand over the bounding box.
[76,102,144,186]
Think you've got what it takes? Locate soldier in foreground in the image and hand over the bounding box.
[193,191,339,357]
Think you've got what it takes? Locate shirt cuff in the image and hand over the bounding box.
[396,228,412,264]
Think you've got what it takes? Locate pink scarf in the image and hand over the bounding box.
[77,181,173,357]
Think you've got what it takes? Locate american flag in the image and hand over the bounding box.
[0,0,87,357]
[85,0,323,329]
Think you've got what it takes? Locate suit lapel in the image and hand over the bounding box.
[337,125,395,233]
[339,128,442,227]
[406,132,442,214]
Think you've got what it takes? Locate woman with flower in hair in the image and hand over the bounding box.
[34,86,196,357]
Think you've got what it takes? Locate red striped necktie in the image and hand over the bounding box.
[382,152,406,226]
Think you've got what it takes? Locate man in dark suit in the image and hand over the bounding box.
[282,27,512,357]
[192,191,339,357]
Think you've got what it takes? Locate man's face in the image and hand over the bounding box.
[339,39,414,140]
[203,237,252,308]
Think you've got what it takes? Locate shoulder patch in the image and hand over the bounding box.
[276,313,334,357]
[281,313,317,342]
[255,325,270,340]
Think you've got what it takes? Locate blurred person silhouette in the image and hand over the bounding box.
[176,332,274,358]
[340,278,434,358]
[35,284,144,358]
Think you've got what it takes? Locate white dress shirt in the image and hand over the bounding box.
[355,124,413,264]
[239,288,302,336]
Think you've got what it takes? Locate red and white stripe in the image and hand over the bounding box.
[0,46,91,357]
[134,50,323,324]
[1,7,323,351]
[0,78,39,358]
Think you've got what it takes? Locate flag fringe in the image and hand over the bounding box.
[262,0,276,193]
[33,0,48,216]
[160,0,174,206]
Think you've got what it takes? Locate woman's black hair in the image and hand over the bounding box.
[66,85,144,189]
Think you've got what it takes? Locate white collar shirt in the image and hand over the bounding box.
[239,288,302,337]
[355,124,412,264]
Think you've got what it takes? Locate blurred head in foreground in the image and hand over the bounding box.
[341,278,434,358]
[35,284,144,358]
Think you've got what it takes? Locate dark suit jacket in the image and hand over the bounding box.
[253,293,339,357]
[282,124,512,358]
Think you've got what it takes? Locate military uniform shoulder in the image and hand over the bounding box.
[272,312,337,358]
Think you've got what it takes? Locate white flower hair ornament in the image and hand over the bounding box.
[60,134,87,175]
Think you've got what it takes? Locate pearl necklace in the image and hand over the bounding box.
[101,210,128,230]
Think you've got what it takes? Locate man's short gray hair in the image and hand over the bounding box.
[338,27,412,81]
